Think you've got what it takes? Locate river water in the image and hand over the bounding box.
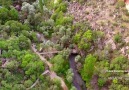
[69,54,87,90]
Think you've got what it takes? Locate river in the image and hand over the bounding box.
[69,54,87,90]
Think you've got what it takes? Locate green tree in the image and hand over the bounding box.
[24,80,33,88]
[0,7,9,24]
[81,54,96,83]
[51,55,68,74]
[9,8,19,20]
[0,0,12,8]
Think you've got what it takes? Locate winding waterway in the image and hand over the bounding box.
[69,54,87,90]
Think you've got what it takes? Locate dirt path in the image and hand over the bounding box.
[31,44,68,90]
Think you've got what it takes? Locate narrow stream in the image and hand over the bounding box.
[69,54,87,90]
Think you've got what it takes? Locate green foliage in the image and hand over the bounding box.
[9,8,19,20]
[116,0,125,9]
[21,53,35,67]
[4,20,30,33]
[0,7,19,24]
[73,33,81,44]
[78,39,91,50]
[3,35,30,51]
[0,7,9,24]
[52,78,61,87]
[82,30,93,41]
[39,0,44,14]
[51,3,72,26]
[12,84,26,90]
[24,79,33,88]
[0,40,8,49]
[66,69,74,83]
[113,33,122,43]
[109,84,129,90]
[70,86,77,90]
[77,30,93,50]
[81,54,96,83]
[21,53,44,76]
[0,0,12,8]
[18,35,31,50]
[112,78,118,84]
[51,55,68,74]
[55,2,68,13]
[110,55,129,70]
[98,78,106,87]
[6,60,19,70]
[56,16,73,25]
[37,19,54,38]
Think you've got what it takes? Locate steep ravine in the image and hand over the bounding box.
[69,54,87,90]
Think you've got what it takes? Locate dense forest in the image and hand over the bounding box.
[0,0,129,90]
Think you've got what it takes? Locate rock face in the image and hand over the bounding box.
[15,5,21,11]
[67,0,129,56]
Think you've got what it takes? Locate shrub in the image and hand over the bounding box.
[4,20,30,35]
[56,16,73,25]
[6,60,19,70]
[0,7,19,24]
[55,2,68,13]
[121,15,129,22]
[0,7,9,24]
[21,53,44,76]
[0,40,8,49]
[116,0,125,9]
[24,80,33,88]
[21,53,35,68]
[113,33,122,43]
[78,39,91,50]
[0,0,12,8]
[37,19,54,38]
[18,35,31,50]
[109,84,129,90]
[83,30,93,41]
[81,54,96,83]
[9,8,19,20]
[98,78,106,87]
[110,55,129,70]
[51,55,68,74]
[76,30,94,50]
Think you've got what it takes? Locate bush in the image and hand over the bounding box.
[113,33,122,43]
[4,20,30,35]
[9,8,19,20]
[116,0,125,9]
[83,30,93,41]
[81,54,96,83]
[0,7,19,24]
[21,53,44,76]
[98,78,106,87]
[110,55,129,70]
[0,7,9,24]
[6,60,19,70]
[18,35,31,50]
[55,2,68,13]
[24,80,33,88]
[0,40,8,49]
[0,0,12,8]
[56,16,73,25]
[51,55,68,74]
[78,31,92,50]
[37,19,54,38]
[121,15,129,22]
